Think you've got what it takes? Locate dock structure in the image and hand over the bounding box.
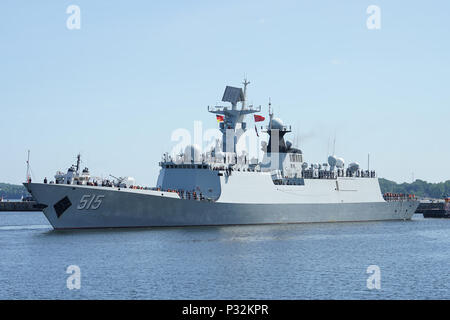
[415,199,450,218]
[0,201,42,212]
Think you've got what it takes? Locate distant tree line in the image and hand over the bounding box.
[379,178,450,199]
[0,183,29,200]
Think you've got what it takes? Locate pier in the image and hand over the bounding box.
[415,199,450,218]
[0,201,42,212]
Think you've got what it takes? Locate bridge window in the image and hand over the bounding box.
[289,154,302,162]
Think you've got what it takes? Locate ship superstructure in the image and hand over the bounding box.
[24,81,419,229]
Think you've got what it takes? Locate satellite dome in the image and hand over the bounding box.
[349,162,360,172]
[336,157,345,168]
[183,144,202,163]
[328,155,337,167]
[301,162,308,170]
[271,117,284,130]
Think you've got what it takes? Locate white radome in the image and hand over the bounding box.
[271,117,284,130]
[336,157,345,168]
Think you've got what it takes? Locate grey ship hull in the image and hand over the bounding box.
[25,183,418,230]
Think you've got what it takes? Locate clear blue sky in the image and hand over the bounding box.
[1,0,449,185]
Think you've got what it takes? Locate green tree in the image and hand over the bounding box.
[0,183,30,200]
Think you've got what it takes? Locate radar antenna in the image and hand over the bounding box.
[242,78,250,109]
[268,97,273,129]
[332,132,336,155]
[208,80,260,153]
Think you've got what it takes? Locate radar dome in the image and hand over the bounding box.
[301,162,308,170]
[328,155,337,167]
[271,118,284,130]
[183,144,202,163]
[336,157,345,168]
[348,162,360,172]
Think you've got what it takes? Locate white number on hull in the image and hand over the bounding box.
[77,195,104,210]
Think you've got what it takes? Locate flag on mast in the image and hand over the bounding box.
[216,115,224,122]
[254,115,265,122]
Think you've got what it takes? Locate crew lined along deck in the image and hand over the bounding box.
[383,193,417,202]
[171,189,211,201]
[40,164,377,191]
[160,163,377,180]
[39,176,215,201]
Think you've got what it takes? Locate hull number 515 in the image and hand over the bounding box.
[77,195,104,210]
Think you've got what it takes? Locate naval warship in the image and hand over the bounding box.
[25,81,418,229]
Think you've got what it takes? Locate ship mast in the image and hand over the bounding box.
[76,153,81,175]
[268,97,273,129]
[242,78,250,109]
[26,150,30,183]
[208,79,261,154]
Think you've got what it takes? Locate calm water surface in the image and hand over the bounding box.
[0,211,449,299]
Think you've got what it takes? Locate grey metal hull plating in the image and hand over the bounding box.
[26,183,418,230]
